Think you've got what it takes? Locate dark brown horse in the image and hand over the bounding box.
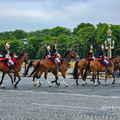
[73,60,89,85]
[29,50,79,87]
[82,56,120,86]
[0,53,29,88]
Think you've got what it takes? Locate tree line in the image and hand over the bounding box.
[0,22,120,59]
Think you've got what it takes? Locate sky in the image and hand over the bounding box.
[0,0,120,32]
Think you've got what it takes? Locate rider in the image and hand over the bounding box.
[51,41,61,70]
[44,43,51,59]
[3,41,14,73]
[98,43,110,71]
[87,43,94,59]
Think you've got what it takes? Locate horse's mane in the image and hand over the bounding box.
[62,50,70,58]
[16,54,24,60]
[109,55,118,60]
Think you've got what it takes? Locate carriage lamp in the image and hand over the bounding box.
[112,39,115,46]
[23,38,27,75]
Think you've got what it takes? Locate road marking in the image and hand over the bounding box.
[0,89,120,99]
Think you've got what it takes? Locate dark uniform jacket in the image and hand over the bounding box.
[3,48,7,58]
[87,46,93,58]
[44,47,50,58]
[51,44,57,56]
[98,47,104,58]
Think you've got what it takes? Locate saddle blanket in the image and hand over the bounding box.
[95,58,111,68]
[84,57,94,62]
[0,57,18,69]
[49,58,64,65]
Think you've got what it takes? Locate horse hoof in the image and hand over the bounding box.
[2,86,5,89]
[85,83,87,85]
[112,82,115,84]
[57,83,60,86]
[49,85,51,87]
[98,82,101,84]
[14,84,17,88]
[65,85,68,87]
[105,84,107,86]
[82,84,84,86]
[76,83,79,85]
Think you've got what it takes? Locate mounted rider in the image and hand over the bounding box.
[51,41,61,70]
[87,43,95,59]
[3,41,14,72]
[44,43,51,59]
[98,43,110,71]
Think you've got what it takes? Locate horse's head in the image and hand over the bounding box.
[110,55,120,66]
[70,49,79,59]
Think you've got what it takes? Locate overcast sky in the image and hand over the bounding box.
[0,0,120,32]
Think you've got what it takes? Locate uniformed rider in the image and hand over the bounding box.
[88,43,94,58]
[51,41,61,70]
[3,41,14,72]
[44,44,51,58]
[98,43,110,71]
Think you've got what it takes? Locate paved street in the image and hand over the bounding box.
[0,67,120,119]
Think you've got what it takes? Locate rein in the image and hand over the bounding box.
[63,58,70,68]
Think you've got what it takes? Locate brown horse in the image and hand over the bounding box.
[0,53,29,88]
[82,56,120,86]
[73,60,89,85]
[29,50,79,87]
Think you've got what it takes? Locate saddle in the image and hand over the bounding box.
[0,57,18,69]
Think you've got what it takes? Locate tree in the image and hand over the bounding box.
[12,29,25,40]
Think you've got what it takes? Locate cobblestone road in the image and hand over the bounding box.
[0,68,120,119]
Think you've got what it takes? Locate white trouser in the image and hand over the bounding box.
[103,59,109,64]
[8,59,14,65]
[55,57,60,62]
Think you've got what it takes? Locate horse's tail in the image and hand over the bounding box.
[73,61,79,79]
[24,61,34,76]
[83,62,90,80]
[29,61,40,77]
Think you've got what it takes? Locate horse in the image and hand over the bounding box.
[28,50,79,87]
[73,59,90,85]
[82,56,120,86]
[0,53,29,88]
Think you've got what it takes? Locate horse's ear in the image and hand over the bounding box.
[27,53,29,55]
[72,48,74,51]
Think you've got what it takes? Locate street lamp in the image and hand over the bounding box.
[23,38,27,75]
[104,25,115,58]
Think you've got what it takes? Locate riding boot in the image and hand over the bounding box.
[9,65,14,73]
[105,63,110,72]
[57,62,61,70]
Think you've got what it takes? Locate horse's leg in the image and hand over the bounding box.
[60,71,68,87]
[7,73,13,85]
[97,72,101,84]
[0,73,6,88]
[14,72,21,88]
[76,69,82,85]
[51,71,59,86]
[93,71,97,86]
[32,74,36,86]
[44,71,51,87]
[32,69,42,87]
[82,70,90,86]
[13,73,16,86]
[105,72,108,86]
[109,70,115,84]
[36,70,43,87]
